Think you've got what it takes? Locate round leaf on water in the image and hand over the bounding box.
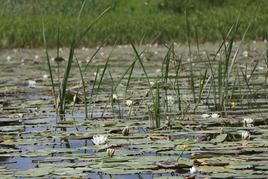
[15,167,51,177]
[210,133,228,143]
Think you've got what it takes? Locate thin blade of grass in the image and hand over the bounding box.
[42,22,57,107]
[74,55,88,118]
[131,42,151,88]
[154,82,160,128]
[74,6,111,48]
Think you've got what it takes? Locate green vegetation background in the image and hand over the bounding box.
[0,0,267,48]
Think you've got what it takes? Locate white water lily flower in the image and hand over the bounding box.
[243,118,254,124]
[126,100,133,107]
[201,114,210,118]
[243,118,254,127]
[190,166,197,174]
[28,80,36,88]
[91,135,107,145]
[242,51,248,57]
[167,96,175,104]
[241,131,250,140]
[211,113,220,118]
[6,56,11,61]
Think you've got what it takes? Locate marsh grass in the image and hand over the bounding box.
[40,0,265,131]
[154,82,160,128]
[194,6,260,114]
[43,1,110,118]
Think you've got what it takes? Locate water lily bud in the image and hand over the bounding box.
[73,95,77,102]
[122,126,129,136]
[242,131,250,140]
[106,149,115,157]
[112,94,117,102]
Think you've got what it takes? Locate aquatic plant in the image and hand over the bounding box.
[91,135,108,145]
[126,100,133,107]
[243,118,254,125]
[211,113,220,118]
[154,82,161,128]
[176,145,188,162]
[122,126,130,136]
[201,114,210,118]
[43,0,110,117]
[106,149,115,157]
[241,131,250,140]
[190,166,198,174]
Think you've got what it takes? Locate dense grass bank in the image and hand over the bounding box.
[0,0,267,48]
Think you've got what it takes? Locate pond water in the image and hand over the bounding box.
[1,41,268,178]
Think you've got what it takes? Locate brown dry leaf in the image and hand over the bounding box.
[156,161,192,169]
[90,116,114,120]
[0,139,15,144]
[194,136,209,142]
[147,135,168,139]
[42,92,53,96]
[194,159,229,166]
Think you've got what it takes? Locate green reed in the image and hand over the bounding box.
[43,0,110,118]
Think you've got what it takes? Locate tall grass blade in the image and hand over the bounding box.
[154,82,160,128]
[162,44,171,112]
[194,69,207,112]
[74,55,88,118]
[57,2,110,115]
[185,10,196,102]
[42,22,57,110]
[123,54,137,99]
[113,35,160,91]
[73,6,111,48]
[58,0,89,115]
[131,42,151,88]
[90,67,100,117]
[83,36,110,73]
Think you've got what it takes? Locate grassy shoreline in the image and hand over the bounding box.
[0,0,267,48]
